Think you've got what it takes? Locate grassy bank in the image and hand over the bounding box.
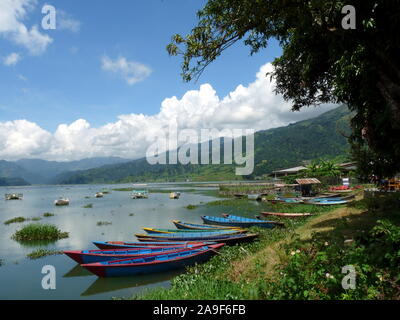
[129,191,399,300]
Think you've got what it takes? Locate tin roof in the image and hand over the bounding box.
[295,178,321,185]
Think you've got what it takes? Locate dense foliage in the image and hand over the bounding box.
[167,0,400,178]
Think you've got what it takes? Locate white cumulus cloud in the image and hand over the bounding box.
[0,0,53,55]
[0,62,338,161]
[101,55,152,85]
[3,52,21,66]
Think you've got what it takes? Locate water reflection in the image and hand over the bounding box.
[63,264,93,278]
[81,269,183,297]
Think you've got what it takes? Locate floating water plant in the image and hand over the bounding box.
[83,204,93,208]
[12,224,69,242]
[97,221,112,226]
[43,212,55,217]
[4,217,27,225]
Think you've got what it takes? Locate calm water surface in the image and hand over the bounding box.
[0,183,222,300]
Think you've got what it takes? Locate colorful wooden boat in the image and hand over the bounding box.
[81,244,225,277]
[143,227,246,234]
[261,212,313,218]
[172,220,241,231]
[136,233,258,245]
[64,245,206,264]
[136,229,240,240]
[92,241,209,250]
[202,215,283,228]
[306,199,350,206]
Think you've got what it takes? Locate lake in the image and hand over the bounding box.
[0,183,224,300]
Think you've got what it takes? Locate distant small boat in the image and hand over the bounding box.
[54,198,70,206]
[172,220,242,231]
[95,192,104,198]
[93,241,210,250]
[81,244,225,277]
[5,193,23,200]
[131,190,149,199]
[261,212,313,218]
[169,192,180,199]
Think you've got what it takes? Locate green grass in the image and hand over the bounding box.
[12,224,69,242]
[27,249,63,260]
[4,217,27,225]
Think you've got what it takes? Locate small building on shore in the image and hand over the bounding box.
[295,178,321,197]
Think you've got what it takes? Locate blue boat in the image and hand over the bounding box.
[81,244,225,277]
[64,245,206,264]
[202,215,283,229]
[92,241,210,250]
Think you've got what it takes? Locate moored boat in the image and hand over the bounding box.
[92,240,209,250]
[95,192,104,198]
[136,233,258,245]
[172,220,241,231]
[5,193,23,200]
[261,212,313,218]
[143,227,246,234]
[131,190,149,199]
[81,244,225,277]
[169,192,180,199]
[64,244,206,264]
[202,215,284,228]
[54,197,70,206]
[136,229,240,240]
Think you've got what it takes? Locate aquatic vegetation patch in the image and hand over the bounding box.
[83,204,93,208]
[12,224,69,242]
[27,249,63,260]
[4,217,27,225]
[185,204,198,210]
[43,212,55,217]
[112,188,134,192]
[97,221,112,226]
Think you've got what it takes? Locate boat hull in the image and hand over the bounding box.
[202,215,281,229]
[172,220,240,231]
[92,241,209,250]
[136,233,258,245]
[82,244,224,277]
[64,245,204,264]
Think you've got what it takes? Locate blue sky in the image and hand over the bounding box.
[0,0,336,161]
[0,0,282,131]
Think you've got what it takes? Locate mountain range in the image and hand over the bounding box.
[0,105,352,186]
[55,105,353,184]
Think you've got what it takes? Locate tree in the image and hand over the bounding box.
[167,0,400,179]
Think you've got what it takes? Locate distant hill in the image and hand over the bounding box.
[55,105,352,184]
[0,176,30,187]
[0,157,130,185]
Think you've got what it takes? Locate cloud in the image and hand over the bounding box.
[0,0,53,55]
[57,10,81,33]
[101,55,152,85]
[3,52,21,66]
[0,62,338,161]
